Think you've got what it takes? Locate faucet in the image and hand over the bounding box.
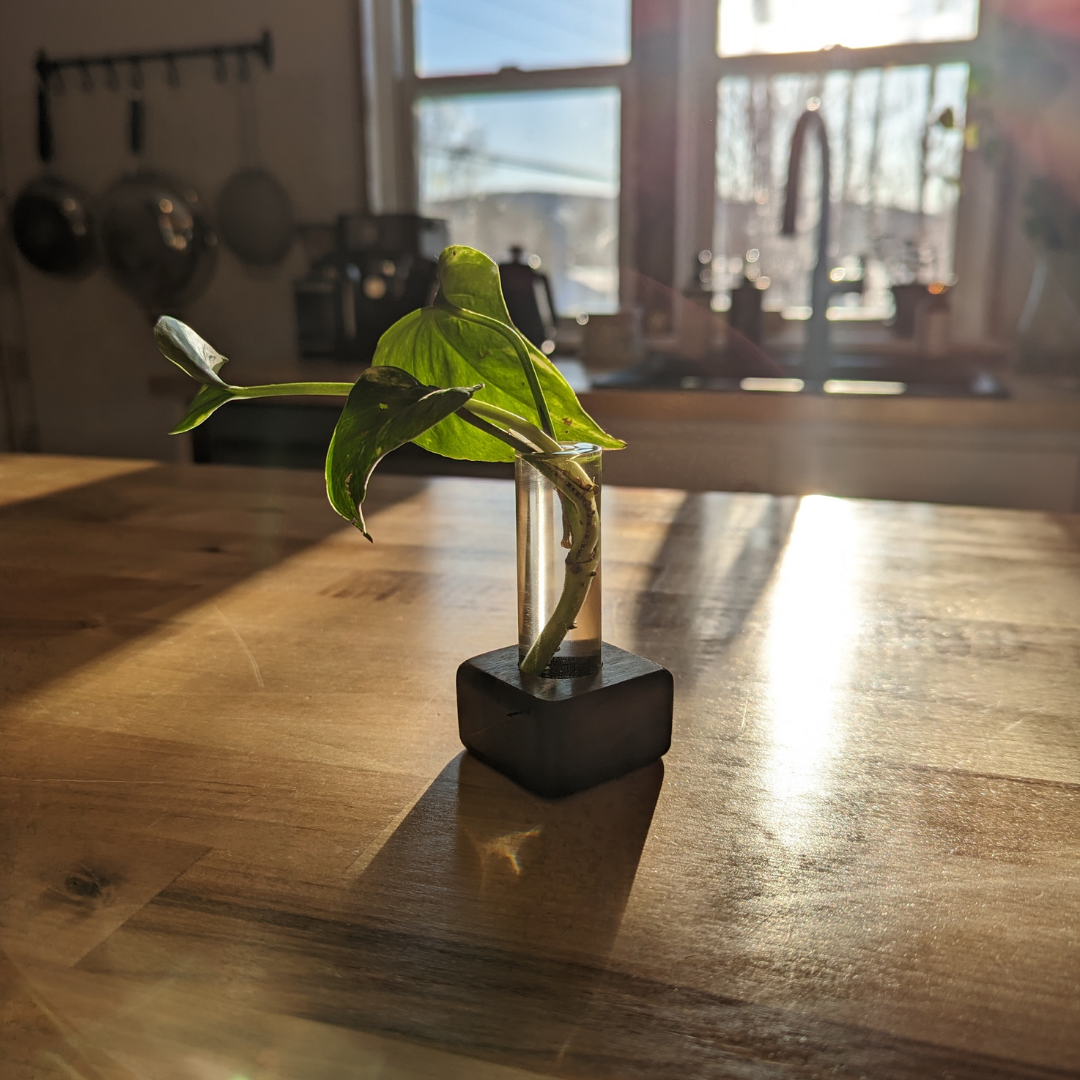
[781,104,832,384]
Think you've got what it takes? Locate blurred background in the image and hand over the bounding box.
[2,0,1079,509]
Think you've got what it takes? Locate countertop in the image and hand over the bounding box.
[2,453,1079,1079]
[149,365,1080,433]
[578,383,1080,430]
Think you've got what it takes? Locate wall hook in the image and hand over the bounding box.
[35,31,273,87]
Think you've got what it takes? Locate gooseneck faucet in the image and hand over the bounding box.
[781,105,831,383]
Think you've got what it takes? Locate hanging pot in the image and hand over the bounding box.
[98,99,217,311]
[10,84,98,277]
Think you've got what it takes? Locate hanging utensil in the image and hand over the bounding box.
[98,97,217,311]
[9,81,98,277]
[216,69,294,267]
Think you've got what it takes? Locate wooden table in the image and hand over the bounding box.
[2,453,1079,1080]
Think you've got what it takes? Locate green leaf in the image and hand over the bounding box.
[170,384,237,434]
[155,317,231,387]
[373,246,625,462]
[325,365,480,539]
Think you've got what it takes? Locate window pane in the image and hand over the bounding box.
[418,89,620,315]
[718,0,979,57]
[713,64,969,318]
[416,0,630,77]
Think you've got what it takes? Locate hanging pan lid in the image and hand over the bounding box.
[217,166,294,267]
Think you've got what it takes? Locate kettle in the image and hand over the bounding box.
[498,245,557,352]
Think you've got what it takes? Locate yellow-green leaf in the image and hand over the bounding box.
[325,366,480,538]
[373,246,624,462]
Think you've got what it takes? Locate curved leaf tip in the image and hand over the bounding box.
[325,366,482,538]
[435,246,512,324]
[155,317,230,388]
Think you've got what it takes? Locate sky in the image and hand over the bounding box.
[418,89,620,202]
[415,0,629,77]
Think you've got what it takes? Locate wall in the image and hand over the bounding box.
[0,0,365,459]
[966,2,1080,370]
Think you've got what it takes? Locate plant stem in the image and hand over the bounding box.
[518,453,601,678]
[436,300,555,438]
[462,399,560,454]
[463,398,595,487]
[221,376,596,678]
[460,398,601,676]
[456,407,536,456]
[231,382,354,398]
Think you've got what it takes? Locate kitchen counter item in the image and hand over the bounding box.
[217,166,293,267]
[498,245,557,350]
[99,100,216,311]
[217,76,294,267]
[2,454,1078,1078]
[10,86,98,277]
[10,175,97,276]
[294,213,446,362]
[890,282,929,337]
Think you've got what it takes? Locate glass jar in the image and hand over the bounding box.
[515,443,602,678]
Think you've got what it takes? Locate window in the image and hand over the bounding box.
[417,89,620,315]
[364,1,981,337]
[711,0,977,321]
[407,1,628,320]
[714,63,969,318]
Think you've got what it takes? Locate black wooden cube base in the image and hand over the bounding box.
[457,642,673,798]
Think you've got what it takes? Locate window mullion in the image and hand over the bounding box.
[411,65,629,100]
[675,0,721,313]
[712,38,981,79]
[362,0,417,213]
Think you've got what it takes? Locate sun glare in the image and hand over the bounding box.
[719,0,979,57]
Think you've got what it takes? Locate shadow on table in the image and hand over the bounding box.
[631,491,798,684]
[357,752,662,957]
[0,463,426,709]
[322,752,663,1067]
[1050,512,1080,552]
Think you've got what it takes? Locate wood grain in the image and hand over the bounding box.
[1,453,1078,1078]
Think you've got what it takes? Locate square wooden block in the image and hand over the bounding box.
[457,642,673,798]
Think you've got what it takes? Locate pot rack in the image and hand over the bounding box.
[34,30,273,162]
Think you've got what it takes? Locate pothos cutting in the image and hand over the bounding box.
[154,245,623,677]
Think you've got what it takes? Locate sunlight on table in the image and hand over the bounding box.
[762,495,862,850]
